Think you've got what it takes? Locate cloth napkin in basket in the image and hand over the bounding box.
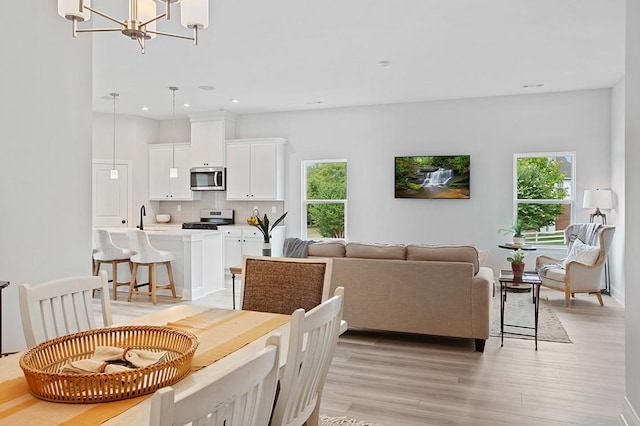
[92,346,167,368]
[60,359,134,374]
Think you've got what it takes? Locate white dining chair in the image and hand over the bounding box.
[149,334,281,426]
[18,271,112,348]
[271,287,344,426]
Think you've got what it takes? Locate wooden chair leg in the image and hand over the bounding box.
[596,291,604,306]
[128,263,139,302]
[93,260,101,276]
[150,264,157,305]
[165,262,177,299]
[112,260,119,300]
[564,289,571,307]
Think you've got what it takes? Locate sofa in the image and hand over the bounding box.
[307,241,493,351]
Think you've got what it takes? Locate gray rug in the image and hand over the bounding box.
[321,416,384,426]
[490,290,572,343]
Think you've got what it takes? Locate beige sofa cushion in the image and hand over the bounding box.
[307,241,346,258]
[345,242,406,260]
[406,244,480,274]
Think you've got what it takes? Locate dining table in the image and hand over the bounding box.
[0,305,292,425]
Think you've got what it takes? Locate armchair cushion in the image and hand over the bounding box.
[561,239,600,268]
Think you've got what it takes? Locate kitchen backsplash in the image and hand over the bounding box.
[155,191,286,226]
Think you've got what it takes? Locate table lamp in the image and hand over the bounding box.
[582,189,613,223]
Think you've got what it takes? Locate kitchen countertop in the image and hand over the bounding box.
[104,226,224,237]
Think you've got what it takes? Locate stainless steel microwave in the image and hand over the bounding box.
[190,167,226,191]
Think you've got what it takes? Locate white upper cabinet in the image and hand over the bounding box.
[148,143,194,200]
[225,138,286,201]
[189,112,236,168]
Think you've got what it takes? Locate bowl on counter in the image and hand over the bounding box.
[156,214,171,223]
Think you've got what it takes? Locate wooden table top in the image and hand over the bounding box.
[0,305,291,425]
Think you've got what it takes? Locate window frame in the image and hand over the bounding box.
[301,159,348,240]
[512,151,576,247]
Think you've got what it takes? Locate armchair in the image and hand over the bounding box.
[536,224,615,307]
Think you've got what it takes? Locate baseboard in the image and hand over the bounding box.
[621,397,640,426]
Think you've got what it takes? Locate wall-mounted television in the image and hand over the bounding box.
[394,155,471,199]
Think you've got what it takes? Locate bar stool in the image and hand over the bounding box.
[93,229,132,300]
[230,265,243,310]
[127,229,177,305]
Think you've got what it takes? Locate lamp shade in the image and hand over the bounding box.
[58,0,91,21]
[181,0,209,29]
[583,189,613,209]
[138,0,157,39]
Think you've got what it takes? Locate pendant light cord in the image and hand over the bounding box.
[170,87,178,168]
[111,92,119,170]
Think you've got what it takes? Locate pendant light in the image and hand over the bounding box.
[169,86,179,178]
[110,92,119,180]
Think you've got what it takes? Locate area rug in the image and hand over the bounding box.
[320,415,385,426]
[490,290,572,343]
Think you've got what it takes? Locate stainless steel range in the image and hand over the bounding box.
[182,209,234,230]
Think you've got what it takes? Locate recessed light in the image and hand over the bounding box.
[183,103,190,107]
[378,60,392,67]
[522,83,545,89]
[141,106,149,111]
[199,85,216,91]
[305,101,324,105]
[231,99,240,103]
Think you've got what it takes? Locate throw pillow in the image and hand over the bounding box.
[561,239,600,267]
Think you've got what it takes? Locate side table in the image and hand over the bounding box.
[498,270,542,350]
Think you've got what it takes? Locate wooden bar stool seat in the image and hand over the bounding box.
[93,229,133,300]
[127,229,177,305]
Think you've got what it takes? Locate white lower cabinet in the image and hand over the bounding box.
[218,226,286,274]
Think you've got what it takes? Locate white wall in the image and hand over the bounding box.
[610,77,625,305]
[0,4,93,352]
[623,0,640,423]
[235,89,612,274]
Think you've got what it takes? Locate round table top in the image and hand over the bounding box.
[498,243,537,251]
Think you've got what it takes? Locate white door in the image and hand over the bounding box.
[93,162,130,228]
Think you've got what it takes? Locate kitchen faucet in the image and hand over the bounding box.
[138,205,146,230]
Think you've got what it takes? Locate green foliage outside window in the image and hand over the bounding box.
[306,162,347,238]
[516,157,569,230]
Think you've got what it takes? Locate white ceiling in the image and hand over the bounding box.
[89,0,625,121]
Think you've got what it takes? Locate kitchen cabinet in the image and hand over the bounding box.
[218,225,285,274]
[225,138,286,201]
[189,112,236,167]
[148,143,194,200]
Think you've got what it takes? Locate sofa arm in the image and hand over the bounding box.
[470,266,493,340]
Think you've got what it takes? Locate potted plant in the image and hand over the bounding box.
[247,210,288,256]
[507,249,526,278]
[499,219,526,246]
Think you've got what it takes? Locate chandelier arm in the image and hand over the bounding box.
[76,28,124,33]
[137,37,145,54]
[83,6,126,26]
[140,12,168,28]
[147,30,196,41]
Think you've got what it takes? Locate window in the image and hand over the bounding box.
[302,160,347,239]
[514,152,575,246]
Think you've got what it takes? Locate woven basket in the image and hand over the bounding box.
[19,325,199,403]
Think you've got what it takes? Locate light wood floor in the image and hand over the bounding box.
[107,282,625,426]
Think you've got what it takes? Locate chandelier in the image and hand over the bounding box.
[57,0,209,54]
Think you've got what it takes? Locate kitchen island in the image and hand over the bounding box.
[103,227,224,301]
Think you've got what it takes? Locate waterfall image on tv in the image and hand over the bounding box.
[395,155,470,199]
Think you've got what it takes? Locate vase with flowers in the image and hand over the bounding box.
[507,249,526,279]
[246,210,288,256]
